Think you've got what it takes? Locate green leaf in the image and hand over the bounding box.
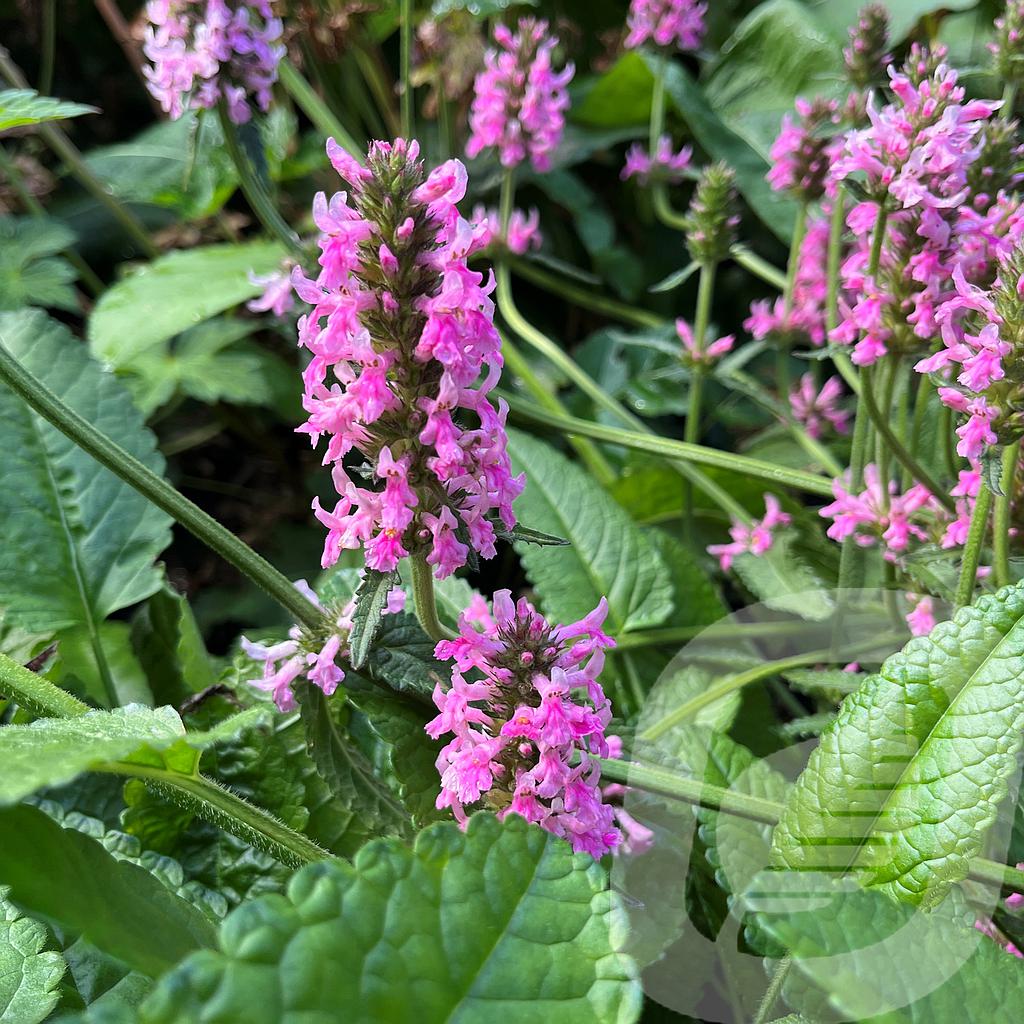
[348,568,401,671]
[0,89,96,131]
[130,583,218,708]
[703,0,844,157]
[49,621,153,707]
[496,522,570,547]
[649,528,726,631]
[296,687,412,837]
[0,704,267,806]
[139,814,641,1024]
[361,611,438,698]
[809,0,977,44]
[770,582,1024,904]
[0,886,65,1023]
[649,261,699,294]
[0,804,216,979]
[0,217,79,313]
[731,534,833,620]
[572,53,653,128]
[508,430,673,634]
[87,242,286,368]
[0,311,172,640]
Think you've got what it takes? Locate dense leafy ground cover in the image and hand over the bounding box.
[3,1,1024,1021]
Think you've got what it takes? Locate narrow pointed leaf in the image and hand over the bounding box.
[347,568,401,670]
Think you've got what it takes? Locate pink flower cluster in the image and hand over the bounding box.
[466,19,574,172]
[746,215,831,347]
[142,0,284,123]
[768,98,842,201]
[241,580,405,711]
[470,204,543,255]
[789,374,849,439]
[677,317,733,367]
[621,136,692,185]
[293,138,524,579]
[624,0,707,52]
[904,593,936,637]
[427,591,620,858]
[708,495,791,572]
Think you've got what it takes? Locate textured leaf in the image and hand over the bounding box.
[0,704,267,805]
[731,534,833,620]
[87,242,285,368]
[348,568,401,670]
[649,529,726,632]
[0,886,65,1023]
[0,804,216,979]
[508,430,673,634]
[296,687,412,837]
[362,611,438,697]
[0,89,96,130]
[0,311,172,640]
[771,583,1024,904]
[139,814,641,1024]
[0,217,79,313]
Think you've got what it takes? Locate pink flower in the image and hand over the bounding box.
[466,19,574,171]
[768,98,842,201]
[789,374,849,438]
[708,494,791,572]
[905,594,937,636]
[429,591,620,858]
[470,204,543,255]
[677,317,734,366]
[293,139,524,579]
[247,263,295,316]
[624,0,707,52]
[620,136,692,185]
[143,0,284,123]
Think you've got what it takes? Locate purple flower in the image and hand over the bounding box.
[708,495,791,572]
[466,19,574,172]
[789,374,849,439]
[767,98,842,202]
[143,0,284,123]
[429,591,620,858]
[294,139,524,580]
[624,0,707,53]
[620,136,692,185]
[676,317,733,367]
[470,204,543,254]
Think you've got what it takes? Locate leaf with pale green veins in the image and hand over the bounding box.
[0,217,79,313]
[771,582,1024,904]
[87,242,285,369]
[347,568,401,670]
[139,814,642,1024]
[0,89,97,130]
[0,311,173,684]
[507,430,673,634]
[0,704,267,806]
[0,886,65,1023]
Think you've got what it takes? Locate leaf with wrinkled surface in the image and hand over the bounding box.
[139,814,641,1024]
[348,568,401,670]
[771,583,1024,904]
[0,886,65,1023]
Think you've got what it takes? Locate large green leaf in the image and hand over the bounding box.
[0,886,65,1023]
[809,0,977,44]
[0,705,267,805]
[0,804,216,979]
[731,534,834,620]
[0,89,96,131]
[87,242,285,368]
[770,583,1024,904]
[48,621,153,708]
[508,430,673,634]
[0,311,172,642]
[0,217,79,313]
[139,814,641,1024]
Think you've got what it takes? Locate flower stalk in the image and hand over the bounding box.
[994,442,1020,587]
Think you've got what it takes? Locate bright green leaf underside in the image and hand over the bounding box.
[0,89,97,131]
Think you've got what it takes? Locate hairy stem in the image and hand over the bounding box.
[0,340,324,631]
[0,651,89,719]
[956,482,993,608]
[994,442,1020,588]
[684,262,716,538]
[826,194,845,334]
[400,0,414,138]
[410,555,455,642]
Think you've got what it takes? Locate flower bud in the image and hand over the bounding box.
[682,162,739,266]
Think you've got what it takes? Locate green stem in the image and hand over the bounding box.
[410,555,454,642]
[994,442,1020,588]
[647,57,689,231]
[0,651,90,719]
[39,0,56,94]
[502,334,616,486]
[731,246,787,291]
[777,204,808,399]
[217,103,302,258]
[0,340,323,631]
[400,0,414,138]
[684,263,716,536]
[0,143,104,297]
[507,257,662,328]
[596,756,1024,893]
[501,392,835,497]
[0,47,157,258]
[753,955,793,1024]
[438,86,452,160]
[353,40,401,137]
[278,59,362,156]
[826,195,845,335]
[103,764,330,868]
[955,482,993,608]
[1004,81,1018,117]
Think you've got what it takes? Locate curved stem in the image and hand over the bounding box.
[956,482,993,608]
[410,555,455,642]
[0,339,324,631]
[217,103,303,258]
[501,392,835,497]
[730,246,787,291]
[0,651,90,719]
[0,48,158,258]
[754,955,793,1024]
[994,442,1020,588]
[278,59,362,156]
[400,0,414,138]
